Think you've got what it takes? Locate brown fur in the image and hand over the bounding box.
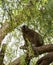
[21,25,44,47]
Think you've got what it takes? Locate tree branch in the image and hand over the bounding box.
[36,52,53,65]
[0,21,18,45]
[32,44,53,56]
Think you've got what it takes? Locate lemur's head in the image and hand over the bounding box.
[21,25,29,32]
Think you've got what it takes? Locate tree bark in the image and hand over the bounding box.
[0,22,18,45]
[36,52,53,65]
[32,44,53,56]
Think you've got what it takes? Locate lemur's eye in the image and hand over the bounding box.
[22,25,27,29]
[23,25,26,28]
